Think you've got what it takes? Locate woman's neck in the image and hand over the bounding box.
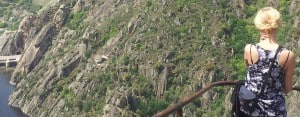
[257,30,279,50]
[259,30,277,44]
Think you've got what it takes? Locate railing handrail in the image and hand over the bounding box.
[154,80,300,117]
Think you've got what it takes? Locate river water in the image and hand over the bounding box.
[0,70,28,117]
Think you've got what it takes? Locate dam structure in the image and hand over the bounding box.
[0,55,21,67]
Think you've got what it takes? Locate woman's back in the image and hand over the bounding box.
[244,42,295,94]
[242,44,287,116]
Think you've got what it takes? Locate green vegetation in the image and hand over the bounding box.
[68,0,298,116]
[0,22,8,28]
[0,0,41,30]
[66,11,88,30]
[127,0,298,116]
[137,97,169,116]
[9,0,300,116]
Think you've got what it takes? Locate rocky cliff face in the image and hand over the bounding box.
[0,30,17,55]
[2,0,300,116]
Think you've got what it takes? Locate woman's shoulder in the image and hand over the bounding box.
[280,47,295,59]
[278,47,295,69]
[244,44,255,51]
[244,44,260,54]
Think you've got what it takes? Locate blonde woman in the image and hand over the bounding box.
[241,7,295,116]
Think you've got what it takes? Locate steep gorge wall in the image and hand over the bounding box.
[3,0,300,116]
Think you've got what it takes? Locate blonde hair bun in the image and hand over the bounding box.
[254,7,281,31]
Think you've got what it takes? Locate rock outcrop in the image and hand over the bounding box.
[11,23,55,85]
[2,0,300,117]
[53,5,68,29]
[0,31,17,55]
[103,87,138,117]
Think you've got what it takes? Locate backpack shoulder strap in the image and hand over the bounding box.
[249,45,254,64]
[282,50,291,69]
[272,45,282,62]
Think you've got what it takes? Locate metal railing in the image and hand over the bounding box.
[154,80,300,117]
